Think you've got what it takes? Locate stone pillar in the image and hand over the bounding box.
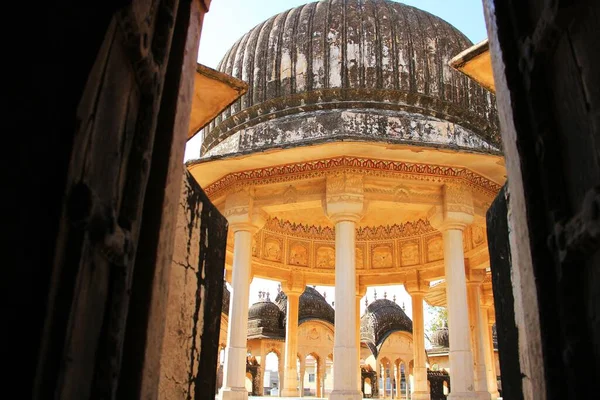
[317,358,325,398]
[278,356,285,395]
[324,173,364,400]
[430,183,476,399]
[357,286,366,391]
[219,189,266,400]
[281,285,303,397]
[375,359,382,399]
[384,363,389,399]
[467,270,490,400]
[255,348,264,397]
[395,363,401,399]
[405,278,430,400]
[299,359,306,397]
[481,304,500,399]
[218,228,254,400]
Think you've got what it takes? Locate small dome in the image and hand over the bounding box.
[361,299,412,357]
[275,286,335,326]
[248,299,281,321]
[430,323,449,348]
[202,0,498,156]
[248,297,284,339]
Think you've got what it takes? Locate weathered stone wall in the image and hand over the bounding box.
[159,170,228,400]
[204,109,499,158]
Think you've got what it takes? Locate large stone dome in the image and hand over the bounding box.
[202,0,499,157]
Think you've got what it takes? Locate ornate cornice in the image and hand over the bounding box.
[263,217,436,241]
[203,156,502,199]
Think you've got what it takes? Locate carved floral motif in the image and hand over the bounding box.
[443,182,474,214]
[263,217,435,241]
[283,185,298,204]
[356,247,365,269]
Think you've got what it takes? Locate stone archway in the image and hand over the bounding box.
[263,349,282,396]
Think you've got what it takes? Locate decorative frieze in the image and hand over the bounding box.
[246,218,488,272]
[204,156,502,199]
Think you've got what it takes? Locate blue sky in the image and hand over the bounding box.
[198,0,488,69]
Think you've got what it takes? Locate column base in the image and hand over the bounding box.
[281,388,300,397]
[411,391,431,400]
[329,389,363,400]
[474,391,491,400]
[218,387,248,400]
[448,392,478,400]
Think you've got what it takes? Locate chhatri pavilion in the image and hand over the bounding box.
[215,285,500,399]
[187,1,504,399]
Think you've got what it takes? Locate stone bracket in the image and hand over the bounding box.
[223,187,268,231]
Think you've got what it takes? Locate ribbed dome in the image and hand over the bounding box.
[247,297,284,339]
[248,299,281,321]
[202,0,498,156]
[361,299,412,357]
[275,286,335,326]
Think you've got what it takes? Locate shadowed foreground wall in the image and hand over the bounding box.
[159,170,228,399]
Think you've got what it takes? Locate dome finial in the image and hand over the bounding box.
[258,290,263,300]
[365,296,368,307]
[402,302,406,311]
[323,291,327,300]
[393,294,397,303]
[277,283,281,293]
[384,291,387,300]
[266,291,271,302]
[374,289,377,300]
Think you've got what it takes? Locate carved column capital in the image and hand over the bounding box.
[324,172,365,223]
[466,268,486,287]
[428,182,474,231]
[224,187,268,233]
[404,279,430,296]
[282,273,305,295]
[356,283,367,298]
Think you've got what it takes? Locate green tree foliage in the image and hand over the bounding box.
[426,305,448,336]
